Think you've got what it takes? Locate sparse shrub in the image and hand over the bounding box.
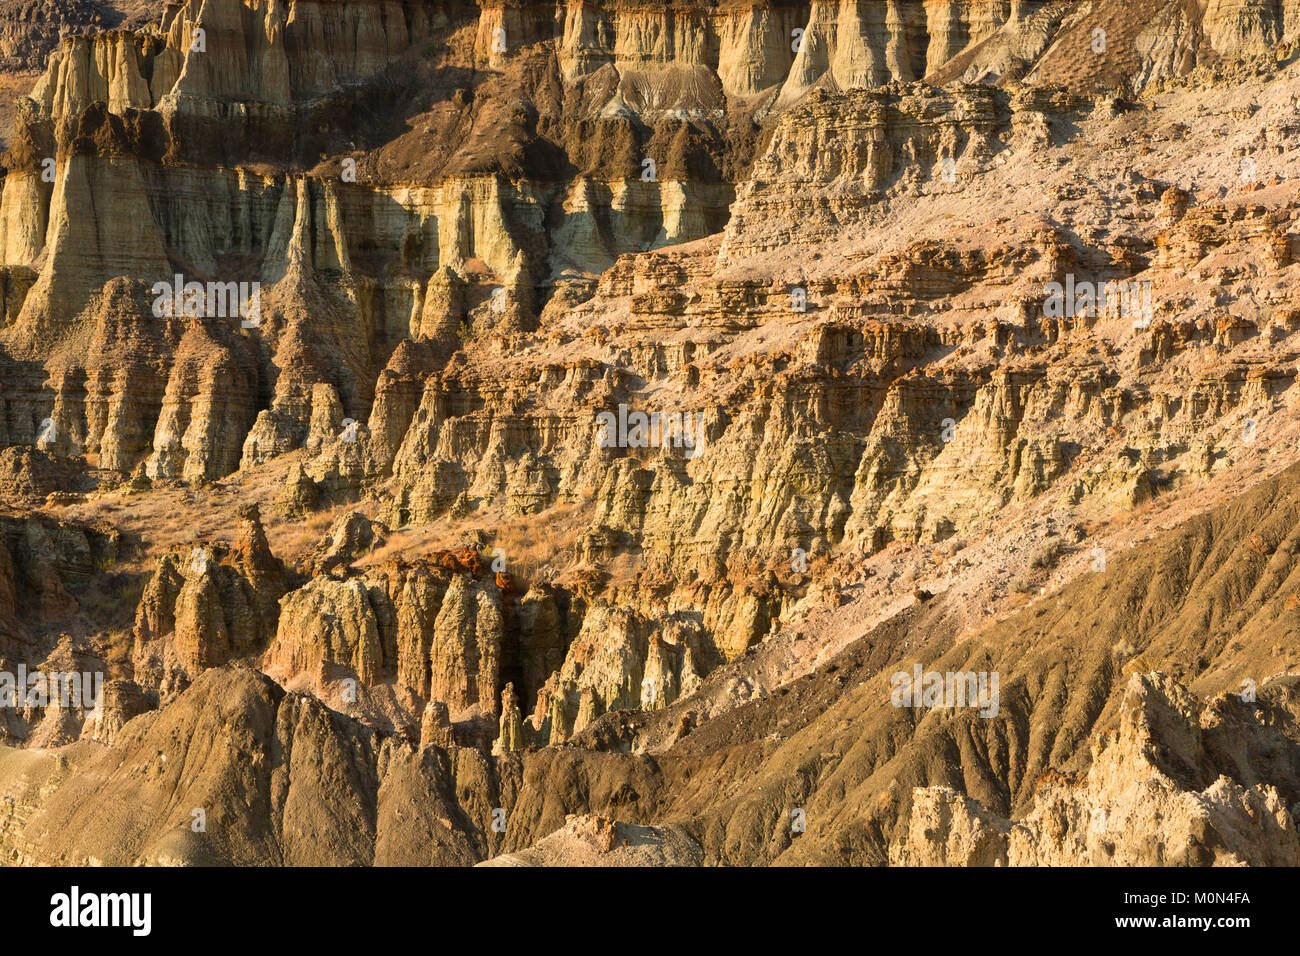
[1011,575,1035,594]
[1029,538,1065,570]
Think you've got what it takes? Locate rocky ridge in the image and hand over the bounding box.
[0,0,1298,866]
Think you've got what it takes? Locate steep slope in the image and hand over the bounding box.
[0,0,1299,867]
[4,454,1300,865]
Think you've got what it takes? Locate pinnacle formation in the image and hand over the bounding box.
[0,0,1297,898]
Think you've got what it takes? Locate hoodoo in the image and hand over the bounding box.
[0,0,1296,885]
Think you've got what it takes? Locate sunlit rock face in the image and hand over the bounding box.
[0,0,1298,867]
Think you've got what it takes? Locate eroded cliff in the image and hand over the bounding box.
[0,0,1298,867]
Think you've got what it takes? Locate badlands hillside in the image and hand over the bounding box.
[0,0,1299,866]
